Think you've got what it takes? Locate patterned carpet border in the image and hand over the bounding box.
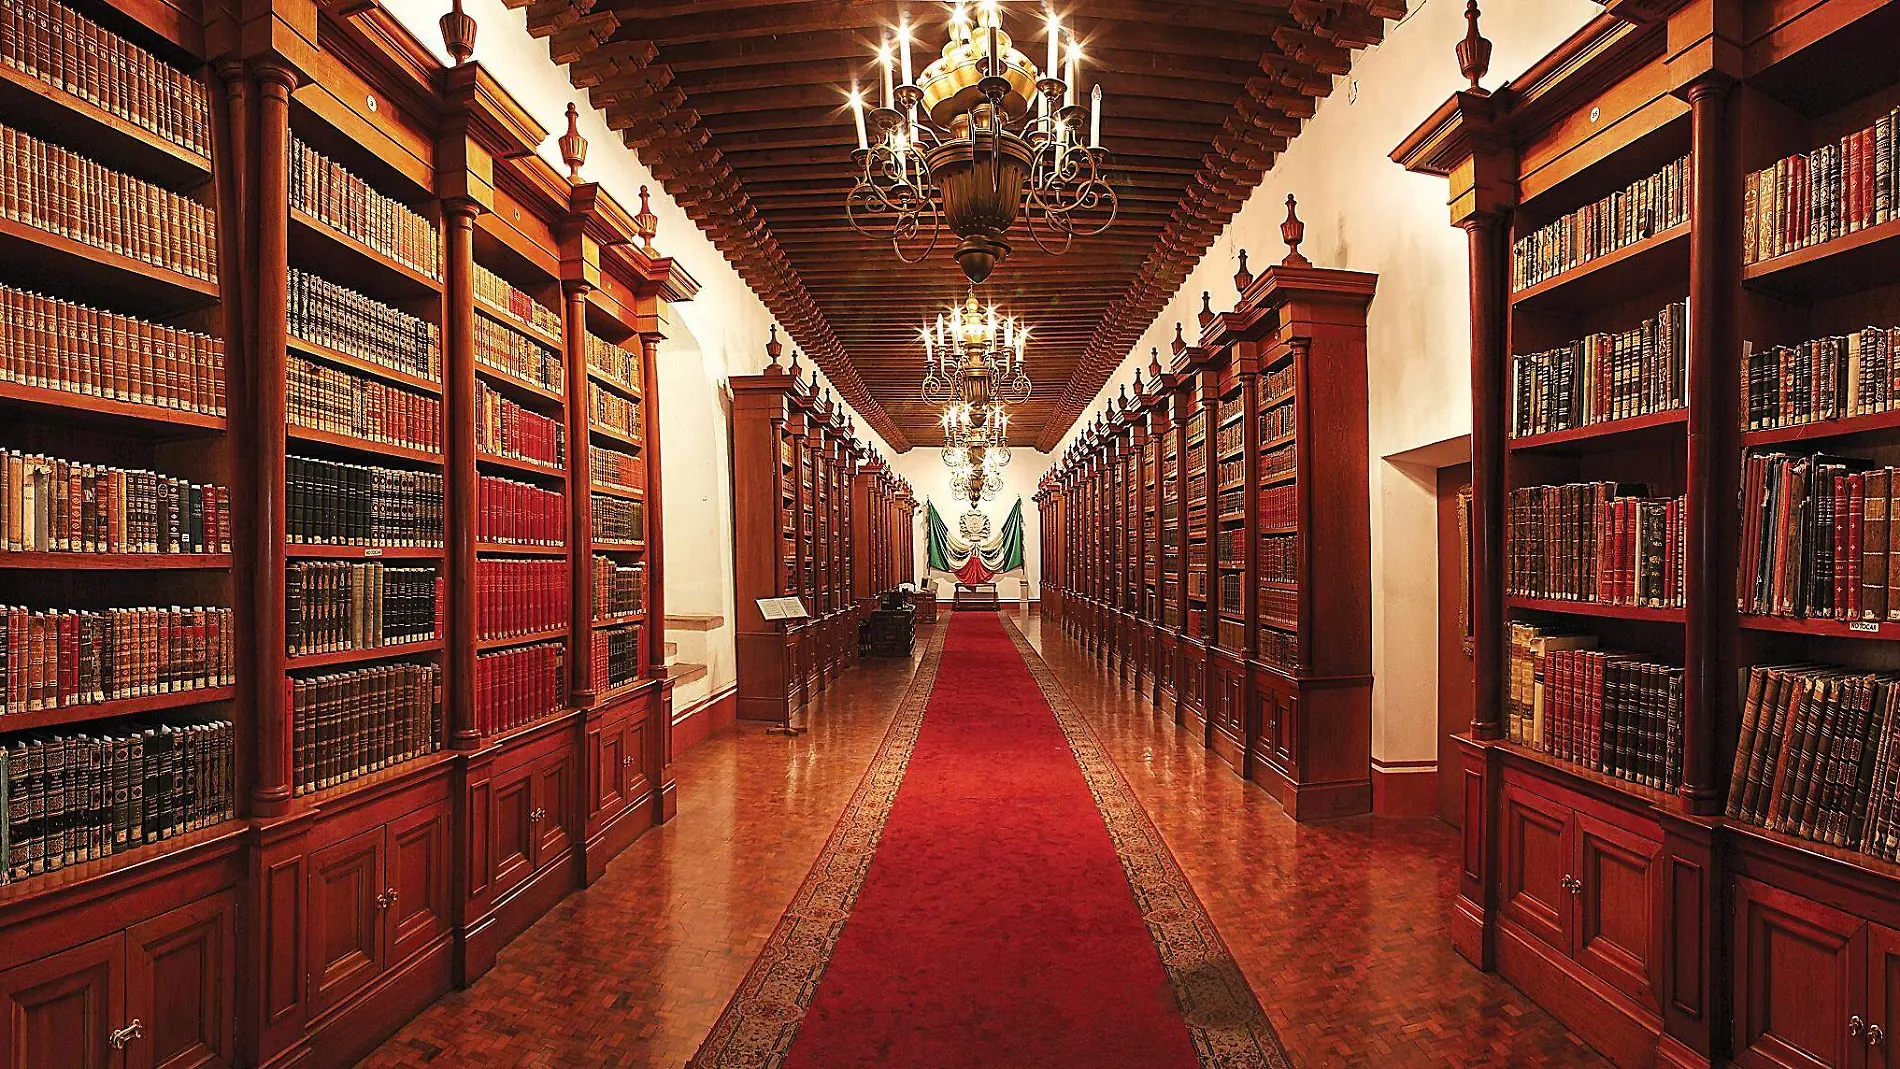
[1001,616,1294,1069]
[687,624,948,1069]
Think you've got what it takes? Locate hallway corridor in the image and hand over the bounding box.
[360,615,1606,1068]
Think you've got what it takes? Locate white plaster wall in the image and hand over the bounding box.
[887,449,1050,605]
[1045,0,1602,771]
[382,0,898,700]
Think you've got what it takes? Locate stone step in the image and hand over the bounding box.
[666,661,708,687]
[664,614,724,632]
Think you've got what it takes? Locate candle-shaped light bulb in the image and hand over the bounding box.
[922,327,934,364]
[1090,83,1102,148]
[987,305,997,344]
[849,88,868,150]
[878,37,894,110]
[899,14,914,85]
[1065,37,1079,106]
[952,1,968,42]
[1046,10,1060,79]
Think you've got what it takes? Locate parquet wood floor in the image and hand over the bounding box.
[358,616,1608,1068]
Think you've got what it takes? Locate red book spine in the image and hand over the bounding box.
[1851,473,1866,619]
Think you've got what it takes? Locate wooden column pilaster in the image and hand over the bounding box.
[444,199,482,751]
[563,281,597,708]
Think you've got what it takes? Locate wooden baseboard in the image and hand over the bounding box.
[672,684,737,755]
[1371,762,1438,817]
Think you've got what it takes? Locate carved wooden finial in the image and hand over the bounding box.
[440,0,476,65]
[1172,322,1186,352]
[1118,384,1131,412]
[1148,346,1163,379]
[1234,249,1253,293]
[558,103,587,182]
[788,349,804,381]
[764,324,784,370]
[1457,1,1493,95]
[1198,290,1215,329]
[1133,366,1145,392]
[634,186,659,252]
[1280,194,1311,267]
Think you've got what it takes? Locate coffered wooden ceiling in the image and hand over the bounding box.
[505,0,1404,451]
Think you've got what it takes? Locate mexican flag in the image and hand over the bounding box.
[925,498,1027,585]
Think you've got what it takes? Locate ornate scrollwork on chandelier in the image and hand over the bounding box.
[919,292,1031,408]
[846,1,1116,284]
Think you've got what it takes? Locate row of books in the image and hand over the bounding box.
[1215,419,1242,459]
[288,354,440,453]
[590,445,643,493]
[2,720,234,884]
[286,562,440,656]
[585,332,641,394]
[1509,299,1687,437]
[587,382,641,439]
[1743,326,1900,431]
[475,641,563,736]
[477,558,567,640]
[1263,363,1295,401]
[1261,484,1296,529]
[0,0,212,158]
[2,451,228,555]
[288,269,440,382]
[1260,533,1297,585]
[592,494,643,544]
[1262,442,1295,482]
[1259,585,1297,630]
[1216,527,1244,565]
[1504,624,1683,791]
[475,316,563,395]
[1218,572,1242,614]
[1507,483,1686,608]
[1260,400,1294,443]
[1,122,217,281]
[476,381,564,469]
[476,475,562,547]
[1257,628,1299,670]
[473,262,561,341]
[591,556,645,619]
[0,283,225,415]
[286,456,444,547]
[592,627,639,693]
[289,664,440,796]
[2,605,234,714]
[1727,664,1900,859]
[1739,453,1900,621]
[1744,108,1900,265]
[1511,155,1689,291]
[1216,618,1245,651]
[289,138,438,281]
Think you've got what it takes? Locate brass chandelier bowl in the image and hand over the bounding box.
[846,2,1116,284]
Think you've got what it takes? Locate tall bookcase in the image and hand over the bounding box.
[851,449,915,621]
[0,3,694,1066]
[1043,219,1375,822]
[731,338,878,727]
[1395,2,1900,1065]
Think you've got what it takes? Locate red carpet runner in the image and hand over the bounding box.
[691,614,1287,1068]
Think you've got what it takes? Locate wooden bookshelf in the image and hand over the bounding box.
[731,341,876,726]
[0,4,696,1066]
[1047,234,1375,821]
[850,452,916,621]
[1393,4,1900,1066]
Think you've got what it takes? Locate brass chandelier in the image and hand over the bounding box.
[920,292,1032,407]
[846,0,1116,284]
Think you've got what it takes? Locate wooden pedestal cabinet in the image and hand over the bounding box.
[1731,874,1900,1069]
[1492,764,1664,1066]
[307,807,452,1020]
[0,891,239,1069]
[462,722,580,981]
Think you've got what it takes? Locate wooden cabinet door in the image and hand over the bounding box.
[306,827,387,1017]
[0,935,125,1069]
[624,717,651,805]
[490,762,537,902]
[1571,814,1661,1012]
[1866,924,1900,1069]
[534,749,576,865]
[1732,877,1866,1069]
[387,805,451,966]
[1498,783,1573,955]
[592,715,629,822]
[124,892,236,1069]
